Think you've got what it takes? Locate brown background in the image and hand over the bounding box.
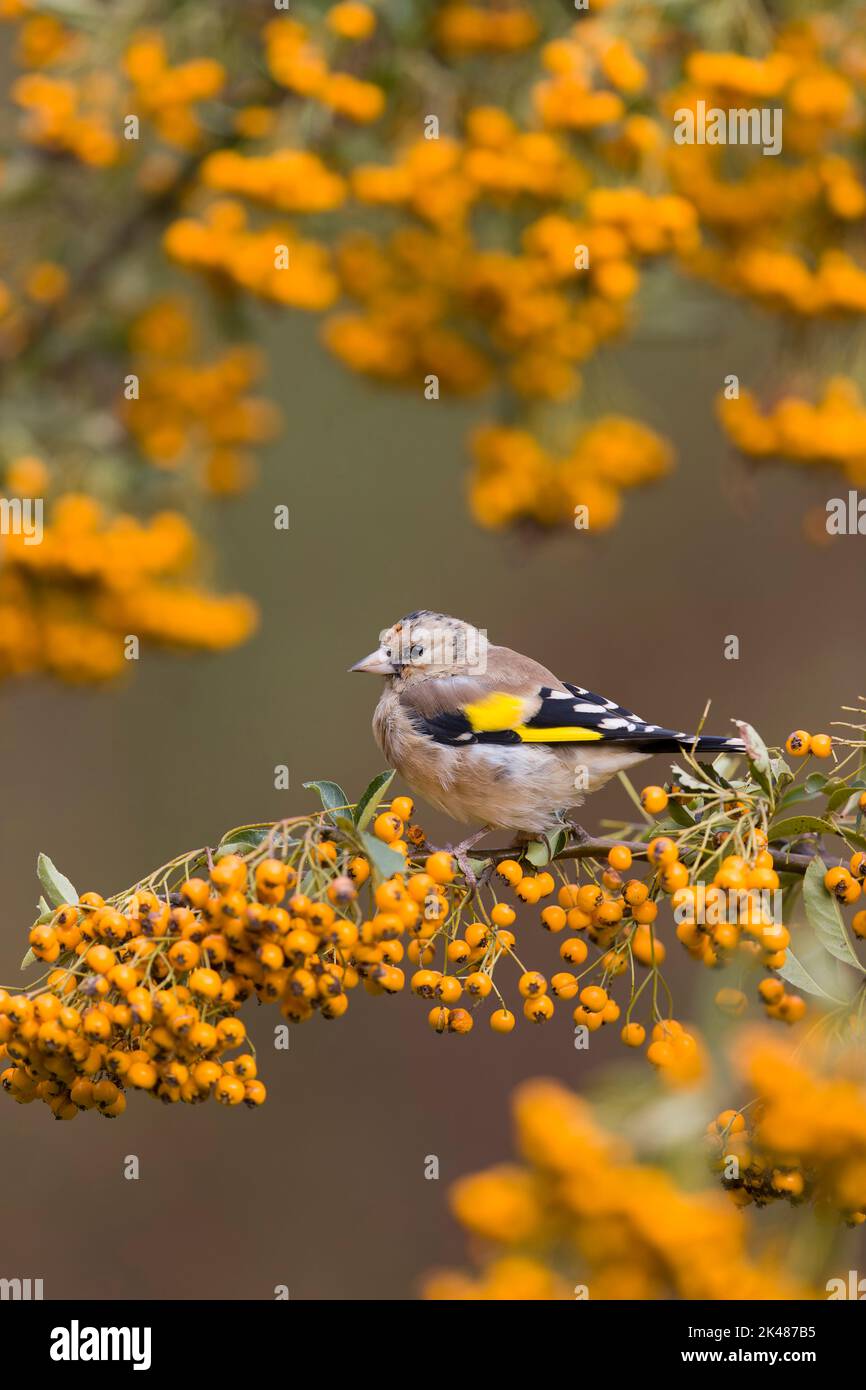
[1,295,863,1299]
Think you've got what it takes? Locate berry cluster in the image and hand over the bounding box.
[708,1033,866,1223]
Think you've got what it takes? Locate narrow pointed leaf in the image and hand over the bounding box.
[354,770,396,830]
[37,853,78,908]
[303,780,351,817]
[360,831,407,880]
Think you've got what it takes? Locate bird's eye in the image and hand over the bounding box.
[384,647,392,659]
[410,642,425,661]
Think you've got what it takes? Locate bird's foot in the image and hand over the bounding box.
[424,827,493,891]
[565,819,591,845]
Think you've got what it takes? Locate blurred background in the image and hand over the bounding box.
[1,291,863,1299]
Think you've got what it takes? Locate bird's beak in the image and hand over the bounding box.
[349,647,397,676]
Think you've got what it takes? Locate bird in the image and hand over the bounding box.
[350,610,745,858]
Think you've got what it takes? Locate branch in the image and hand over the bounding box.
[473,838,842,876]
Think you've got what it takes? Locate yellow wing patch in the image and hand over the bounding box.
[463,692,604,743]
[464,691,528,732]
[515,725,603,743]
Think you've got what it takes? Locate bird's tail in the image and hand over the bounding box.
[626,730,746,755]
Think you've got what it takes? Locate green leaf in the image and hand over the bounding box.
[360,831,407,880]
[827,783,862,814]
[215,829,269,858]
[803,857,864,972]
[769,757,794,788]
[547,828,569,860]
[711,753,743,784]
[734,720,770,776]
[354,770,395,831]
[20,947,36,970]
[776,786,814,810]
[525,838,551,867]
[670,764,713,793]
[666,801,696,828]
[775,947,847,1004]
[303,780,351,818]
[769,815,835,842]
[37,853,78,908]
[805,772,830,796]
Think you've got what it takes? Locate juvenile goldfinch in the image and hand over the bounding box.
[350,610,745,842]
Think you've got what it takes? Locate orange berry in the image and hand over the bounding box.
[810,733,832,758]
[215,1075,245,1105]
[607,844,632,872]
[85,944,115,975]
[632,899,658,925]
[559,936,588,965]
[390,796,414,822]
[515,876,540,904]
[188,967,222,999]
[447,1008,474,1035]
[647,836,677,866]
[540,905,566,932]
[631,924,665,966]
[715,987,747,1016]
[778,994,807,1024]
[518,971,547,998]
[577,883,604,913]
[495,858,523,886]
[435,976,463,1004]
[425,852,455,884]
[621,1022,646,1047]
[465,972,492,998]
[646,1039,674,1067]
[624,879,649,907]
[490,1008,515,1034]
[825,866,861,904]
[347,856,370,885]
[168,940,200,971]
[535,872,555,898]
[491,903,516,928]
[210,855,247,893]
[373,812,402,843]
[785,730,811,757]
[658,860,688,892]
[640,786,668,815]
[579,985,608,1013]
[523,994,554,1023]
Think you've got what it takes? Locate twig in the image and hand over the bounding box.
[472,838,842,877]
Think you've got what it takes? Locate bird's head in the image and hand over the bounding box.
[350,611,487,683]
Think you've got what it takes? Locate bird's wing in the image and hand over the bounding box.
[403,679,743,753]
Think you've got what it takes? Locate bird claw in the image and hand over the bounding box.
[422,827,493,892]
